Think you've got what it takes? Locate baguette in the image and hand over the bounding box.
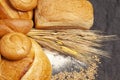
[0,19,33,38]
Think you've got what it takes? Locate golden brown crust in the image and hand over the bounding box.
[0,48,34,80]
[0,0,33,19]
[0,36,52,80]
[35,0,94,30]
[0,19,33,38]
[0,32,32,60]
[21,39,52,80]
[9,0,37,11]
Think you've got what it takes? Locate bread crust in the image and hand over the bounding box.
[0,0,33,19]
[35,0,94,30]
[0,19,33,37]
[0,33,32,60]
[9,0,37,11]
[0,34,52,80]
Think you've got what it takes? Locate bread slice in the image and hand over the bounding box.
[35,0,94,30]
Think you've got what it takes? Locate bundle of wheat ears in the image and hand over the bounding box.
[28,28,118,65]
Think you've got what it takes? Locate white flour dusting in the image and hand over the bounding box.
[43,49,86,74]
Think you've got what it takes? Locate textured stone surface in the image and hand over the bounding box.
[90,0,120,80]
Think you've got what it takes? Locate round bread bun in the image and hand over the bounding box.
[0,34,52,80]
[0,32,32,60]
[9,0,37,11]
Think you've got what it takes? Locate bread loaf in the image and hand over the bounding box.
[0,19,33,38]
[35,0,94,30]
[0,0,33,19]
[0,33,52,80]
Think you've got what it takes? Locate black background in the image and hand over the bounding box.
[90,0,120,80]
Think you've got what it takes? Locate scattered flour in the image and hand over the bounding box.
[43,49,86,74]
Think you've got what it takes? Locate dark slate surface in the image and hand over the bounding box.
[90,0,120,80]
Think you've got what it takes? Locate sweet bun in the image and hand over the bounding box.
[0,33,52,80]
[0,0,33,19]
[9,0,37,11]
[35,0,94,30]
[0,32,32,60]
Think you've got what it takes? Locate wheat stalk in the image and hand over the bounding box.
[27,29,118,64]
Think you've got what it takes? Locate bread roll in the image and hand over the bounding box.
[0,33,52,80]
[0,0,33,19]
[0,49,34,80]
[0,33,32,60]
[0,19,33,38]
[35,0,94,30]
[9,0,37,11]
